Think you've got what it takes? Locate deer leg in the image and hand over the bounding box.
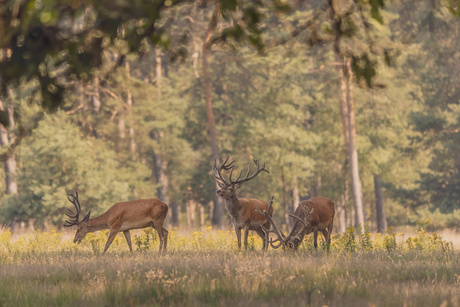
[326,222,334,251]
[255,228,267,251]
[235,225,242,249]
[123,230,133,252]
[153,222,166,254]
[321,229,330,252]
[103,230,119,253]
[313,229,319,250]
[161,228,169,253]
[243,225,250,250]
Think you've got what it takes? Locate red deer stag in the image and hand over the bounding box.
[258,197,335,251]
[212,156,273,250]
[63,192,169,253]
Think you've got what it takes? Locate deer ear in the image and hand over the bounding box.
[82,211,91,223]
[235,183,243,189]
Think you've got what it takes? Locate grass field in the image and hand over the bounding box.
[0,224,459,307]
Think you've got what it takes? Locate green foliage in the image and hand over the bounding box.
[337,227,358,252]
[383,227,396,252]
[405,220,454,252]
[358,223,373,250]
[134,228,158,252]
[0,111,130,226]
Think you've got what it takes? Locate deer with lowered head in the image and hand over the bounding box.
[258,197,335,251]
[212,156,273,250]
[63,192,169,253]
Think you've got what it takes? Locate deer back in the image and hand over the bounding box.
[238,198,273,224]
[82,198,168,232]
[103,198,168,226]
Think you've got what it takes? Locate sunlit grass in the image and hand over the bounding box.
[0,223,459,306]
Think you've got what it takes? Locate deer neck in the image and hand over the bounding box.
[86,214,109,232]
[223,193,242,219]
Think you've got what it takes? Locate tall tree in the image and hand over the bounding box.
[202,0,225,227]
[0,96,18,195]
[345,56,365,229]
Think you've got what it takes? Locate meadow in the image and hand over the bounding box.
[0,223,459,307]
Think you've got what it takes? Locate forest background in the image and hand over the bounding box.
[0,0,459,234]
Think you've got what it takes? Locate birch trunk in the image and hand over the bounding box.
[346,57,365,231]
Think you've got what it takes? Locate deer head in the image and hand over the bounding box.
[212,156,269,200]
[63,191,91,244]
[258,202,314,250]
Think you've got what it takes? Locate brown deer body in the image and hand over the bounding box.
[261,197,335,251]
[213,157,273,250]
[64,192,169,253]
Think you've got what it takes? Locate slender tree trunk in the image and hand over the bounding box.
[152,131,170,207]
[124,60,137,160]
[199,204,205,228]
[0,98,18,195]
[186,199,196,228]
[374,174,387,233]
[334,51,351,232]
[292,173,300,213]
[170,202,179,227]
[281,170,291,228]
[91,76,101,114]
[151,47,175,227]
[117,116,126,151]
[337,195,347,233]
[155,48,162,97]
[346,56,365,231]
[335,161,347,233]
[203,0,224,227]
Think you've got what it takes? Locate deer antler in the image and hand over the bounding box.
[63,191,82,227]
[230,159,269,185]
[256,196,286,249]
[289,205,314,239]
[212,156,236,185]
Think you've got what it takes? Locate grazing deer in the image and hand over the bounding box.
[63,192,169,253]
[258,197,335,251]
[212,156,273,250]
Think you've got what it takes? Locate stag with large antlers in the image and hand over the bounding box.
[64,192,169,253]
[212,156,273,250]
[259,197,335,251]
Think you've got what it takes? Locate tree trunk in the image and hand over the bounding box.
[151,130,170,218]
[125,60,137,160]
[335,51,350,232]
[0,99,18,195]
[155,48,162,97]
[292,173,300,213]
[281,170,291,228]
[151,47,176,227]
[346,56,365,231]
[186,199,196,228]
[170,202,179,227]
[374,174,387,233]
[202,0,224,227]
[91,76,101,114]
[117,117,126,151]
[337,195,347,233]
[199,204,205,228]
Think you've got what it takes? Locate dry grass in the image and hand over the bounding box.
[0,227,459,307]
